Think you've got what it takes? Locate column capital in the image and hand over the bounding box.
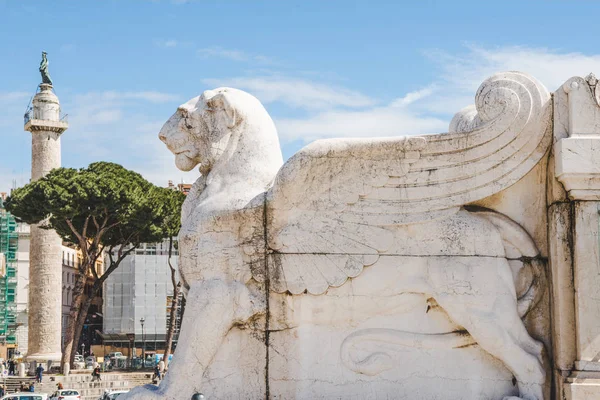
[555,74,600,200]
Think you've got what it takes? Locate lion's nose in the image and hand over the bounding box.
[158,129,167,143]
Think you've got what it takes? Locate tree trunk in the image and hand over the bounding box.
[163,237,180,367]
[163,281,181,366]
[72,291,94,360]
[73,278,103,359]
[60,268,87,371]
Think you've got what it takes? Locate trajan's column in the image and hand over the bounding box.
[23,52,67,363]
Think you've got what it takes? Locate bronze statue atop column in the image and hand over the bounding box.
[39,51,53,85]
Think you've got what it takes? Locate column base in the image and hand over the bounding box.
[564,371,600,399]
[24,352,62,362]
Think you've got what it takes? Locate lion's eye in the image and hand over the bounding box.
[178,118,193,132]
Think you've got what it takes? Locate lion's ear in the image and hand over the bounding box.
[207,93,237,129]
[177,106,190,119]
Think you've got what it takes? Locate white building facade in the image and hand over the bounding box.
[14,223,29,358]
[103,241,181,352]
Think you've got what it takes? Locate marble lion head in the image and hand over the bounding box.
[159,87,264,174]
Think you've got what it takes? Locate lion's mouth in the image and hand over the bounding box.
[174,149,191,156]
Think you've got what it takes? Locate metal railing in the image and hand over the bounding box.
[23,110,69,125]
[23,108,33,125]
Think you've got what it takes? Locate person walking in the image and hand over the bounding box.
[91,365,101,382]
[35,364,43,383]
[153,364,161,382]
[8,360,14,376]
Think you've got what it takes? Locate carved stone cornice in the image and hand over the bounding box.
[24,119,68,134]
[555,74,600,200]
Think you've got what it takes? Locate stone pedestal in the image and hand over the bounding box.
[23,84,67,362]
[552,74,600,399]
[18,362,26,378]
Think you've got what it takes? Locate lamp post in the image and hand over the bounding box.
[140,317,145,367]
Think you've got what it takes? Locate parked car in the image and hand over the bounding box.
[1,393,48,400]
[98,390,128,400]
[85,356,96,368]
[105,352,126,361]
[49,390,80,400]
[73,355,85,370]
[104,352,127,369]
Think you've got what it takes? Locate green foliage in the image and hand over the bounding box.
[5,162,179,249]
[156,187,186,238]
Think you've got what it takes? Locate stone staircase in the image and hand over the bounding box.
[1,377,37,394]
[35,372,155,400]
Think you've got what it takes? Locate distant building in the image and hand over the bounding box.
[61,246,78,341]
[14,222,29,358]
[102,240,183,355]
[168,180,192,195]
[0,199,18,359]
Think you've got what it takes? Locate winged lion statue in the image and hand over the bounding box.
[124,71,551,400]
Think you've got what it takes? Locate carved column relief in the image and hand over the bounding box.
[23,84,67,362]
[553,74,600,399]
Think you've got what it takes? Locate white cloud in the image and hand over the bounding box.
[276,106,447,142]
[203,76,376,110]
[155,39,178,48]
[426,44,600,94]
[78,91,179,104]
[389,85,437,108]
[201,76,443,141]
[0,91,30,103]
[63,90,178,127]
[197,47,275,65]
[213,45,600,145]
[7,44,600,192]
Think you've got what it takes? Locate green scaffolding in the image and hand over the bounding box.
[0,200,17,344]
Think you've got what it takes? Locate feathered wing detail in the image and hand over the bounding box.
[261,71,551,295]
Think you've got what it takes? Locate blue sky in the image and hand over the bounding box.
[1,0,599,191]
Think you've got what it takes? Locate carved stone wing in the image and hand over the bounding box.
[260,71,551,295]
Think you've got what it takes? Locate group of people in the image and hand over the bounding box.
[1,359,18,375]
[18,381,35,392]
[0,354,166,395]
[0,381,34,396]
